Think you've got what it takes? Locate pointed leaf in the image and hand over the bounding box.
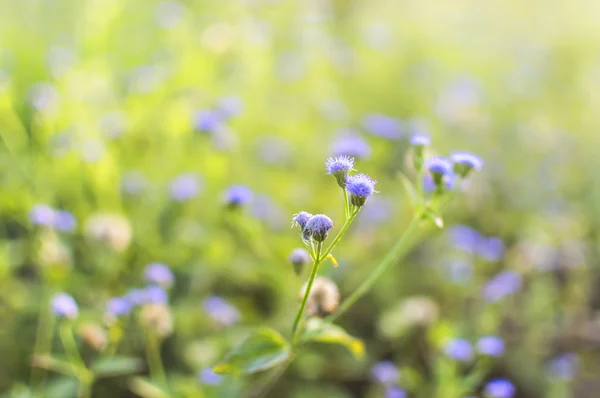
[327,254,339,268]
[92,356,144,378]
[45,377,79,398]
[301,319,364,359]
[213,328,291,375]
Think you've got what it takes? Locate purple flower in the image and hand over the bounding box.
[548,353,579,380]
[144,263,174,287]
[216,96,243,118]
[106,297,132,316]
[126,288,147,306]
[54,210,77,232]
[446,259,473,284]
[371,361,399,385]
[444,338,473,362]
[451,151,483,177]
[289,248,311,275]
[410,133,430,147]
[385,386,407,398]
[194,110,222,133]
[51,293,78,319]
[170,173,202,201]
[325,155,355,187]
[477,336,504,357]
[423,173,455,193]
[330,133,371,159]
[482,271,522,302]
[346,173,377,207]
[224,185,252,207]
[199,368,223,385]
[448,225,481,253]
[292,211,313,230]
[144,285,169,304]
[30,204,56,227]
[484,379,515,398]
[203,296,240,326]
[426,157,453,177]
[363,114,403,140]
[305,214,334,242]
[479,237,505,261]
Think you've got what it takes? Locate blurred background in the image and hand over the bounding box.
[1,0,600,397]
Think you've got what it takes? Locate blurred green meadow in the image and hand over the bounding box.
[1,0,600,397]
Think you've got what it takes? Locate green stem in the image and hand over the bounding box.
[342,189,350,219]
[327,216,421,322]
[30,290,54,388]
[291,209,359,344]
[59,322,93,398]
[146,332,168,391]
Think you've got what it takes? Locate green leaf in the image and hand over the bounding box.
[45,377,79,398]
[301,318,365,359]
[129,377,170,398]
[92,356,144,378]
[30,355,78,377]
[213,328,291,375]
[399,173,419,207]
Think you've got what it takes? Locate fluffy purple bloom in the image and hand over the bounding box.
[54,210,77,232]
[346,173,377,207]
[203,296,240,326]
[51,293,78,319]
[305,214,334,242]
[330,134,371,158]
[144,263,174,287]
[170,173,201,201]
[144,285,169,304]
[199,368,223,385]
[30,204,56,227]
[224,185,252,207]
[423,173,455,193]
[106,297,132,316]
[482,271,522,302]
[444,338,473,362]
[216,96,243,118]
[194,110,222,133]
[410,133,430,147]
[363,114,403,140]
[484,379,516,398]
[385,386,407,398]
[477,336,504,357]
[451,151,483,177]
[291,211,313,230]
[548,353,579,380]
[426,157,453,176]
[325,155,355,187]
[371,361,399,385]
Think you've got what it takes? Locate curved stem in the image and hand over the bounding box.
[146,332,168,391]
[326,216,421,322]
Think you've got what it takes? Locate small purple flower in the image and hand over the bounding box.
[477,336,504,357]
[330,133,371,158]
[363,114,403,140]
[224,185,252,207]
[289,248,311,275]
[106,297,132,316]
[446,259,473,284]
[199,368,223,385]
[144,285,169,304]
[423,173,455,193]
[346,173,377,207]
[385,386,407,398]
[305,214,334,242]
[170,173,202,202]
[291,211,313,230]
[51,293,78,319]
[203,296,240,326]
[54,210,77,232]
[325,155,355,187]
[451,151,483,177]
[144,263,174,287]
[444,338,473,362]
[30,204,56,227]
[482,271,522,303]
[126,288,147,306]
[426,157,453,177]
[479,237,505,261]
[484,379,516,398]
[194,110,222,133]
[216,96,243,118]
[410,133,430,147]
[548,353,579,380]
[371,361,399,385]
[448,225,481,253]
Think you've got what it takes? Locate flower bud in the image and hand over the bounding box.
[304,214,334,242]
[299,276,340,316]
[410,133,430,172]
[346,173,377,207]
[223,185,252,209]
[325,155,355,188]
[289,248,311,275]
[425,157,453,192]
[450,151,483,178]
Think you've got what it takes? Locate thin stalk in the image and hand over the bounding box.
[30,291,54,388]
[327,216,421,322]
[342,189,350,219]
[59,323,93,398]
[146,332,168,391]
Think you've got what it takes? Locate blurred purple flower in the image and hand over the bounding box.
[482,271,522,302]
[444,338,473,362]
[330,133,371,159]
[203,296,240,326]
[198,368,223,385]
[484,379,515,398]
[357,197,393,226]
[54,210,77,232]
[126,288,147,306]
[479,237,505,261]
[548,353,579,380]
[144,285,169,304]
[448,225,481,253]
[363,114,403,140]
[224,185,252,207]
[423,173,456,193]
[144,263,174,287]
[410,133,430,147]
[477,336,504,357]
[385,386,407,398]
[30,205,56,227]
[371,361,399,385]
[170,173,202,201]
[194,110,222,133]
[445,259,473,284]
[106,297,132,316]
[51,293,78,319]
